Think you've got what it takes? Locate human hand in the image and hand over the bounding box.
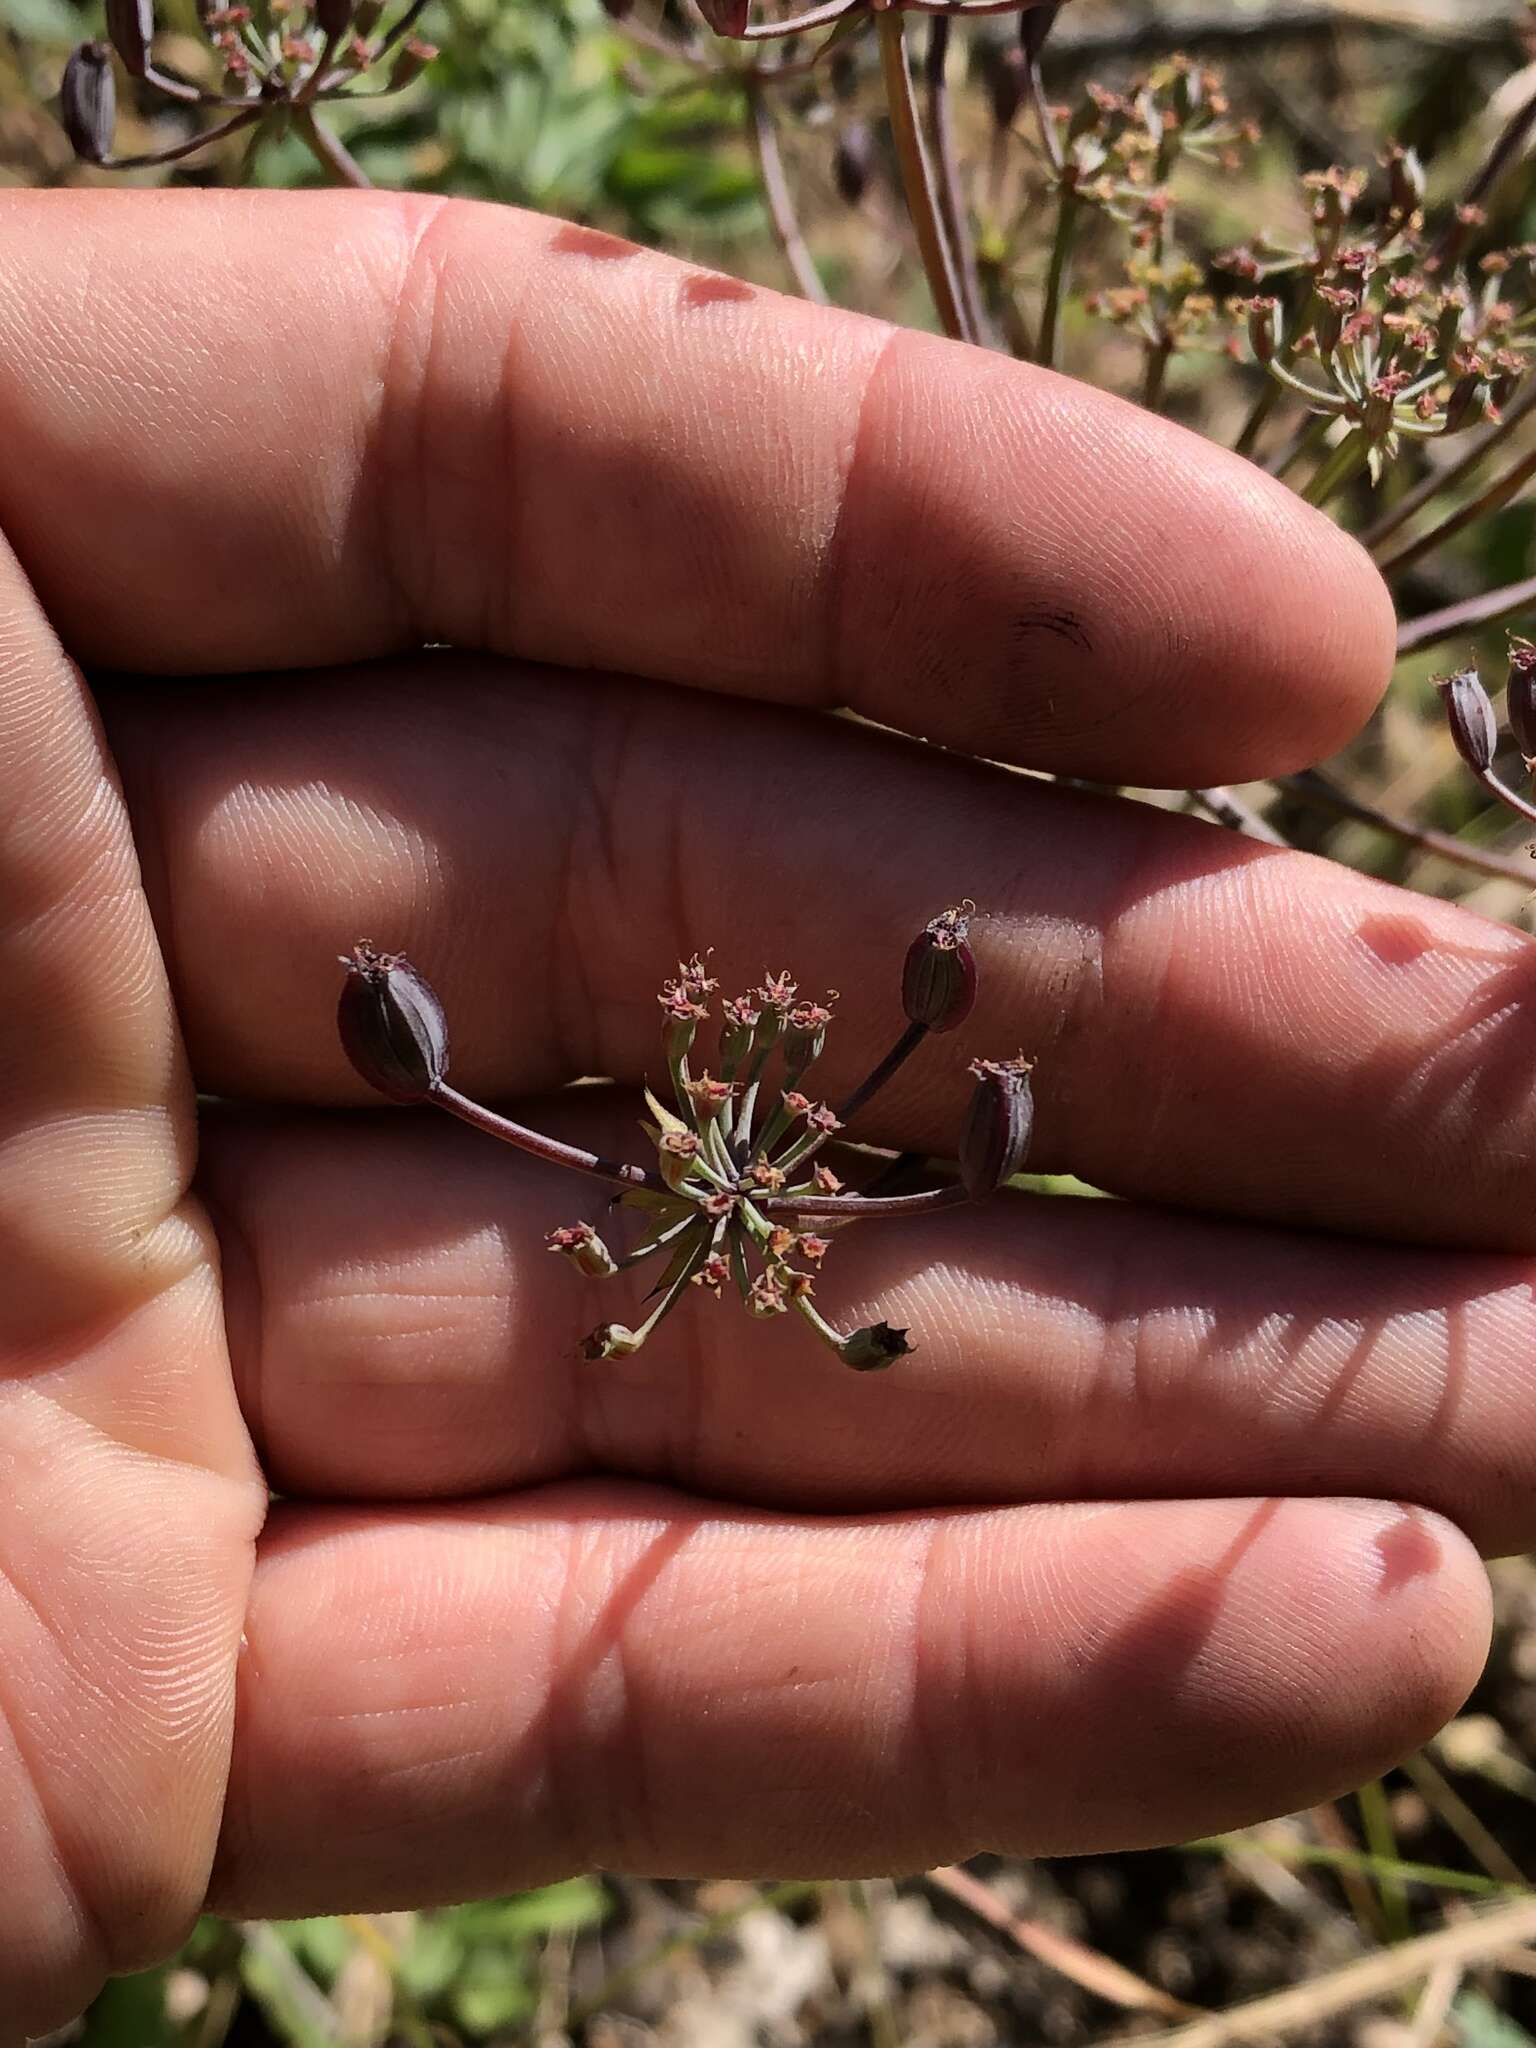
[0,189,1525,2036]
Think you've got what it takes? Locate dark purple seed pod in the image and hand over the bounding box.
[834,121,873,206]
[959,1056,1034,1200]
[1508,639,1536,763]
[60,43,117,164]
[1443,373,1483,435]
[313,0,354,40]
[1437,667,1498,775]
[695,0,749,36]
[985,44,1026,132]
[1246,297,1279,366]
[337,942,449,1102]
[902,904,977,1034]
[104,0,153,77]
[1019,0,1063,65]
[839,1321,912,1371]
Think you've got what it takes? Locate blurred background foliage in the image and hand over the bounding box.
[13,3,1536,2045]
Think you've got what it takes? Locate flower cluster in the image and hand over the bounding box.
[337,906,1035,1370]
[1040,60,1258,389]
[1057,60,1258,210]
[58,0,434,182]
[1221,155,1536,484]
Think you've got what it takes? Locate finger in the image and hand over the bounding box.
[111,661,1536,1251]
[209,1483,1487,1915]
[0,191,1392,785]
[200,1101,1536,1559]
[0,538,261,2034]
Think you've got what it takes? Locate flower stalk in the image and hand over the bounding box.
[876,5,968,343]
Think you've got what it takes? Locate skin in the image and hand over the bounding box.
[0,186,1530,2032]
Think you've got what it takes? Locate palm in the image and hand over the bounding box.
[0,189,1528,2038]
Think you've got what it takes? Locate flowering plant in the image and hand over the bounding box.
[338,906,1034,1365]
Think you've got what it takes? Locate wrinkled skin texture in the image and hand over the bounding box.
[1,189,1530,2035]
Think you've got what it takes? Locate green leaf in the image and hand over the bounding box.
[82,1970,180,2048]
[238,1936,340,2048]
[0,0,82,41]
[495,1876,610,1934]
[282,1915,353,1983]
[1454,1990,1536,2048]
[451,1944,535,2033]
[395,1917,467,2000]
[446,1878,610,1942]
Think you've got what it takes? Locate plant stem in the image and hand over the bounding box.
[1377,439,1536,580]
[837,1019,929,1122]
[856,1149,927,1197]
[141,62,203,103]
[1189,786,1289,846]
[757,1180,972,1221]
[1268,408,1331,483]
[103,104,261,169]
[922,17,986,345]
[1437,72,1536,263]
[1036,185,1078,370]
[745,78,827,303]
[370,0,431,62]
[1233,283,1322,462]
[1026,44,1063,174]
[877,6,967,342]
[979,257,1036,361]
[790,1283,864,1357]
[741,0,1056,28]
[1396,573,1536,657]
[1184,1835,1516,1900]
[429,1081,662,1194]
[1141,334,1173,412]
[744,1077,809,1171]
[742,0,859,37]
[604,7,709,68]
[293,106,371,186]
[1232,377,1282,462]
[1361,376,1536,555]
[1281,768,1536,884]
[1301,426,1369,507]
[1475,761,1536,828]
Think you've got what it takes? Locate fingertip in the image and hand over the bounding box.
[1351,1501,1493,1749]
[1067,406,1400,782]
[1220,477,1399,774]
[1211,1497,1491,1807]
[939,1496,1490,1854]
[837,340,1400,785]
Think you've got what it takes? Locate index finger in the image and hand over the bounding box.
[0,190,1392,786]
